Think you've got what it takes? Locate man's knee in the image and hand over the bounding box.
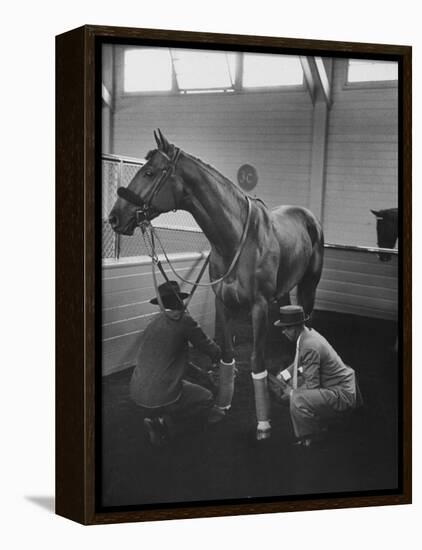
[290,391,319,422]
[290,391,307,411]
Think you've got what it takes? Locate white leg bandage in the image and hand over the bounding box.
[252,370,271,427]
[216,359,235,410]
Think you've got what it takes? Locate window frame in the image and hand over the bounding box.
[120,47,306,97]
[343,58,399,90]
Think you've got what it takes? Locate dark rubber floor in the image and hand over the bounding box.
[100,309,399,509]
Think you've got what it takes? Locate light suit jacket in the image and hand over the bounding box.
[283,328,356,396]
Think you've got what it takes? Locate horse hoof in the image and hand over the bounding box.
[256,428,271,441]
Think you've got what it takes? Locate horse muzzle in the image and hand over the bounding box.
[108,213,137,236]
[116,186,160,224]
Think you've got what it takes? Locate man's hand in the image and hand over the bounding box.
[207,363,220,389]
[268,373,293,405]
[188,362,218,391]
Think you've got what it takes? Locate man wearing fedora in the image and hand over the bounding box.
[269,305,359,447]
[129,280,224,446]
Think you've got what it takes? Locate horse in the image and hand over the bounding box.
[109,130,324,440]
[370,208,398,261]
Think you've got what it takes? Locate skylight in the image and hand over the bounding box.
[242,53,303,88]
[347,60,398,83]
[124,48,173,92]
[123,47,304,93]
[171,50,236,91]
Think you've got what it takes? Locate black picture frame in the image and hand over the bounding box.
[56,25,411,525]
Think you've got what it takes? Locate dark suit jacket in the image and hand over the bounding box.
[130,310,221,408]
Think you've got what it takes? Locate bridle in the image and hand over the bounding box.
[114,146,253,316]
[117,147,182,224]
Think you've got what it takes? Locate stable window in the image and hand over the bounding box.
[242,53,303,88]
[123,47,304,93]
[172,50,236,92]
[347,59,398,84]
[124,48,173,92]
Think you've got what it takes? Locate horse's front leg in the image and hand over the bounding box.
[251,295,271,440]
[215,297,236,411]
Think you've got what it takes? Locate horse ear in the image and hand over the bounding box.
[153,129,161,148]
[157,129,171,153]
[371,209,380,217]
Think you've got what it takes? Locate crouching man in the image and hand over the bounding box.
[130,280,224,447]
[269,305,360,447]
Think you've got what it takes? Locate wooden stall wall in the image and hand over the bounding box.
[103,247,397,376]
[315,248,398,321]
[323,59,398,247]
[102,255,215,376]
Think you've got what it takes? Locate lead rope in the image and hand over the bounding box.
[141,225,184,320]
[141,223,209,320]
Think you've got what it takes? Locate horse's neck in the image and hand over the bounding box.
[179,155,247,256]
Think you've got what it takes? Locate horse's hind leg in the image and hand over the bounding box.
[297,246,323,318]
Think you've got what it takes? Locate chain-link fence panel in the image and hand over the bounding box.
[102,160,120,258]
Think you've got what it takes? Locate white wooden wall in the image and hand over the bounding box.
[323,59,398,247]
[102,255,215,376]
[109,51,398,249]
[315,248,398,321]
[111,46,313,210]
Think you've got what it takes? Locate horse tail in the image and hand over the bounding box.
[296,211,324,317]
[305,211,324,250]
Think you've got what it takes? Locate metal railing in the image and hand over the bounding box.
[324,243,398,256]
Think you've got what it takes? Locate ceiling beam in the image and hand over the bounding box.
[315,57,332,106]
[300,56,317,104]
[300,56,332,107]
[102,83,112,109]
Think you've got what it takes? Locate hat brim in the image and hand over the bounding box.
[274,315,309,328]
[150,292,189,305]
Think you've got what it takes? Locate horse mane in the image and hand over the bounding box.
[146,145,247,206]
[184,151,246,204]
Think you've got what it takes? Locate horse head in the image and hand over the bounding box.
[108,129,184,235]
[371,208,398,262]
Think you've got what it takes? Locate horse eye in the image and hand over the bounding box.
[144,169,153,177]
